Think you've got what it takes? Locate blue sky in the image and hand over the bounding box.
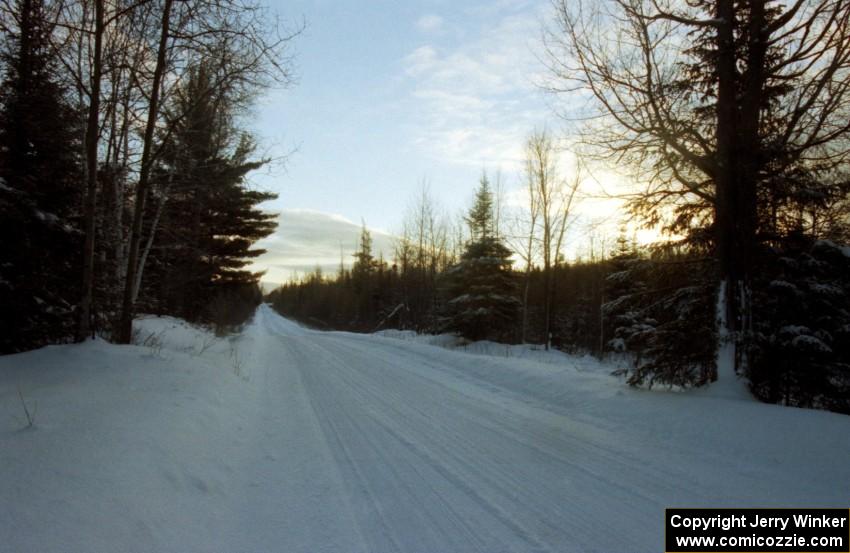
[247,0,575,284]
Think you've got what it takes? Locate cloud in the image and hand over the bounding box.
[403,46,439,77]
[416,14,444,33]
[249,209,397,286]
[401,9,550,170]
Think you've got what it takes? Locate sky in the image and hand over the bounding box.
[247,0,624,285]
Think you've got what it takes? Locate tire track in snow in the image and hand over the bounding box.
[287,337,506,552]
[303,334,651,551]
[277,329,649,551]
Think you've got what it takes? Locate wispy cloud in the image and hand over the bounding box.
[250,209,396,286]
[403,46,439,77]
[402,8,549,170]
[416,14,444,33]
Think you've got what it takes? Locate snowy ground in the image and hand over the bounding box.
[1,305,848,553]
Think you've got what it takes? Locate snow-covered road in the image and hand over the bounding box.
[2,305,849,552]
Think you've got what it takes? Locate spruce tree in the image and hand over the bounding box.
[602,240,717,388]
[466,174,495,241]
[602,229,649,355]
[749,237,850,413]
[352,223,376,279]
[350,222,377,327]
[0,0,82,352]
[441,178,519,341]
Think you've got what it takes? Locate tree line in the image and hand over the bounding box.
[271,0,850,414]
[2,0,848,414]
[270,165,850,414]
[0,0,296,352]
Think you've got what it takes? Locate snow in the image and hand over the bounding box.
[608,336,626,351]
[779,324,811,336]
[815,239,850,258]
[708,279,751,400]
[810,282,843,296]
[769,279,799,293]
[33,209,60,225]
[2,305,849,553]
[790,334,832,353]
[374,328,608,371]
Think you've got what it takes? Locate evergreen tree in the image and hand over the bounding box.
[142,64,276,329]
[603,243,717,388]
[466,174,495,241]
[441,178,519,341]
[602,229,649,355]
[352,223,376,279]
[350,222,378,326]
[749,237,850,413]
[642,0,850,391]
[0,0,82,352]
[549,0,850,394]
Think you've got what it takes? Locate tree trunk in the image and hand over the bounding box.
[76,0,104,342]
[543,266,552,351]
[521,270,531,343]
[132,177,172,304]
[116,0,173,344]
[714,0,765,376]
[714,0,738,339]
[734,0,768,372]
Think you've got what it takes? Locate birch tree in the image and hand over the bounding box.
[525,129,579,349]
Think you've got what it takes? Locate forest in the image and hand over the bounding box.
[3,2,850,550]
[1,0,850,414]
[0,0,296,349]
[269,0,850,414]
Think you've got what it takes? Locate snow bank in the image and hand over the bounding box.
[0,319,262,553]
[2,307,848,553]
[134,314,224,354]
[373,328,609,373]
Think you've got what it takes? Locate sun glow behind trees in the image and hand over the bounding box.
[268,0,850,411]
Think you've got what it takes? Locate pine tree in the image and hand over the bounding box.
[441,178,520,341]
[0,0,82,352]
[142,64,276,329]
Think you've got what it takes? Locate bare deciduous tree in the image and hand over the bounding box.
[544,0,850,372]
[506,183,539,344]
[524,129,579,349]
